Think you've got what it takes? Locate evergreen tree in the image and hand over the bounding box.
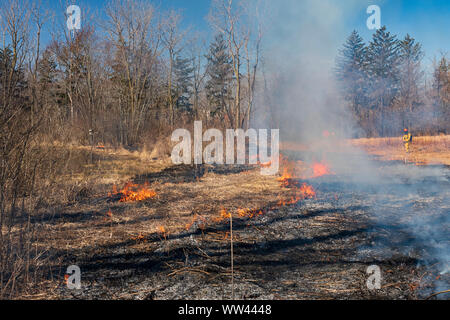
[205,34,233,119]
[37,48,63,110]
[397,34,424,127]
[0,46,27,108]
[432,57,450,130]
[173,55,194,112]
[38,49,58,88]
[335,30,368,133]
[336,31,367,82]
[366,26,401,136]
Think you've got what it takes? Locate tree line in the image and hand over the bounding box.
[336,26,449,138]
[1,0,264,149]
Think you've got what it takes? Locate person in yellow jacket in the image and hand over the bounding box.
[402,128,412,153]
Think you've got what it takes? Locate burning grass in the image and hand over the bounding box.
[274,155,331,206]
[16,144,449,300]
[109,182,158,203]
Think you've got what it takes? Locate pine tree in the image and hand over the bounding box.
[38,48,64,109]
[335,30,368,133]
[336,31,367,82]
[173,55,194,113]
[205,34,233,120]
[432,57,450,131]
[0,46,27,107]
[38,49,58,88]
[397,34,424,128]
[366,26,401,136]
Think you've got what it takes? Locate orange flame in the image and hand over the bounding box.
[158,226,168,240]
[297,183,316,199]
[311,161,333,178]
[213,207,265,224]
[104,209,113,221]
[237,208,264,219]
[185,214,207,231]
[131,233,146,242]
[278,167,293,181]
[110,182,157,203]
[277,167,294,187]
[219,208,232,220]
[260,160,272,168]
[277,183,316,207]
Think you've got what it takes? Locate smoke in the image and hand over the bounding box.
[259,0,370,141]
[258,0,381,182]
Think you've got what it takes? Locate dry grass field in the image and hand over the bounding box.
[351,135,450,166]
[21,146,297,299]
[16,138,449,300]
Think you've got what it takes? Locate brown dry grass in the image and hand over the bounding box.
[22,135,450,299]
[20,145,299,299]
[351,135,450,165]
[17,137,450,299]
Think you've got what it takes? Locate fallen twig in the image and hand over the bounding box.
[426,289,450,300]
[168,267,210,277]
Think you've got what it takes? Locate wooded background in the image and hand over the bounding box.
[336,28,449,138]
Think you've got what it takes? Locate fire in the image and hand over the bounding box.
[219,208,232,220]
[213,207,264,224]
[104,209,113,221]
[109,182,157,203]
[131,233,146,242]
[237,208,264,219]
[278,167,293,182]
[277,183,316,206]
[311,161,333,178]
[277,163,295,187]
[260,160,272,168]
[185,214,207,231]
[297,183,316,198]
[158,226,168,240]
[276,154,317,206]
[277,152,335,180]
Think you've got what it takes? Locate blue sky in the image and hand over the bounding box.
[41,0,449,69]
[352,0,450,65]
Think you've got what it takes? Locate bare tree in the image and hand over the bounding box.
[208,0,245,129]
[187,33,207,121]
[208,0,264,129]
[161,9,186,128]
[0,0,43,298]
[104,0,162,145]
[27,0,52,126]
[242,0,265,130]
